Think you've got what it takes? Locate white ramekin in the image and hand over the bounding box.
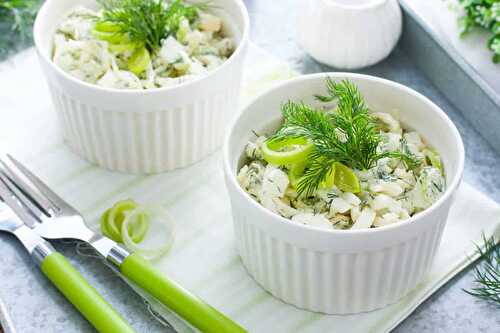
[34,0,249,174]
[297,0,402,69]
[223,73,464,314]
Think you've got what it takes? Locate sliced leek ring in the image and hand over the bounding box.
[262,137,313,166]
[100,199,148,243]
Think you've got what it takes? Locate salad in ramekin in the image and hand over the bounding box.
[224,73,464,314]
[237,78,445,230]
[52,1,234,89]
[34,0,249,173]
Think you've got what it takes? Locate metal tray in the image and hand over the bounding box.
[399,0,500,154]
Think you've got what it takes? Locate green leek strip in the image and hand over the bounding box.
[262,137,313,166]
[127,47,151,75]
[92,29,130,44]
[108,42,139,53]
[94,21,122,32]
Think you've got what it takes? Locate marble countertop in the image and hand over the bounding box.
[0,0,499,332]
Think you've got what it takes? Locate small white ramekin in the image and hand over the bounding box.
[223,73,464,314]
[34,0,249,174]
[297,0,402,69]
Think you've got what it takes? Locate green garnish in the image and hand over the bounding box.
[100,199,148,243]
[465,234,500,305]
[261,137,314,166]
[270,78,421,196]
[96,0,209,53]
[0,0,41,58]
[458,0,500,63]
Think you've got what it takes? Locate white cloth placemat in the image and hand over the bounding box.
[0,44,499,333]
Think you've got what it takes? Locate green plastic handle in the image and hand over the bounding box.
[41,252,136,333]
[121,252,247,333]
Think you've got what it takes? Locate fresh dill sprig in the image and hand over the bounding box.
[271,78,420,196]
[465,234,500,305]
[97,0,209,52]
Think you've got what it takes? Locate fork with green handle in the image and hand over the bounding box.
[0,154,247,333]
[0,189,136,332]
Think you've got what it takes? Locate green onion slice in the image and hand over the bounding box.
[262,137,313,166]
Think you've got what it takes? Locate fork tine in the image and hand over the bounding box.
[2,154,68,214]
[0,172,41,228]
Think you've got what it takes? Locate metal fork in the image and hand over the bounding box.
[0,162,136,333]
[0,154,247,333]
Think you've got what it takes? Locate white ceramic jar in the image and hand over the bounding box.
[34,0,249,174]
[224,73,464,314]
[297,0,402,69]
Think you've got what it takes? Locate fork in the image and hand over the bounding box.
[0,170,136,333]
[0,154,247,333]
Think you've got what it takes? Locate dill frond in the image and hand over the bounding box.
[271,78,421,196]
[465,234,500,305]
[97,0,209,52]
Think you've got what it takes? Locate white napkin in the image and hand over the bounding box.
[0,45,499,333]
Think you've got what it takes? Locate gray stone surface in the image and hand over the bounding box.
[0,0,499,332]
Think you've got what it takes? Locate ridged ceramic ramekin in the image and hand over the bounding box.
[223,73,464,314]
[34,0,249,173]
[297,0,402,69]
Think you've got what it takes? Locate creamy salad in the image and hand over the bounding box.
[52,1,234,90]
[237,79,446,230]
